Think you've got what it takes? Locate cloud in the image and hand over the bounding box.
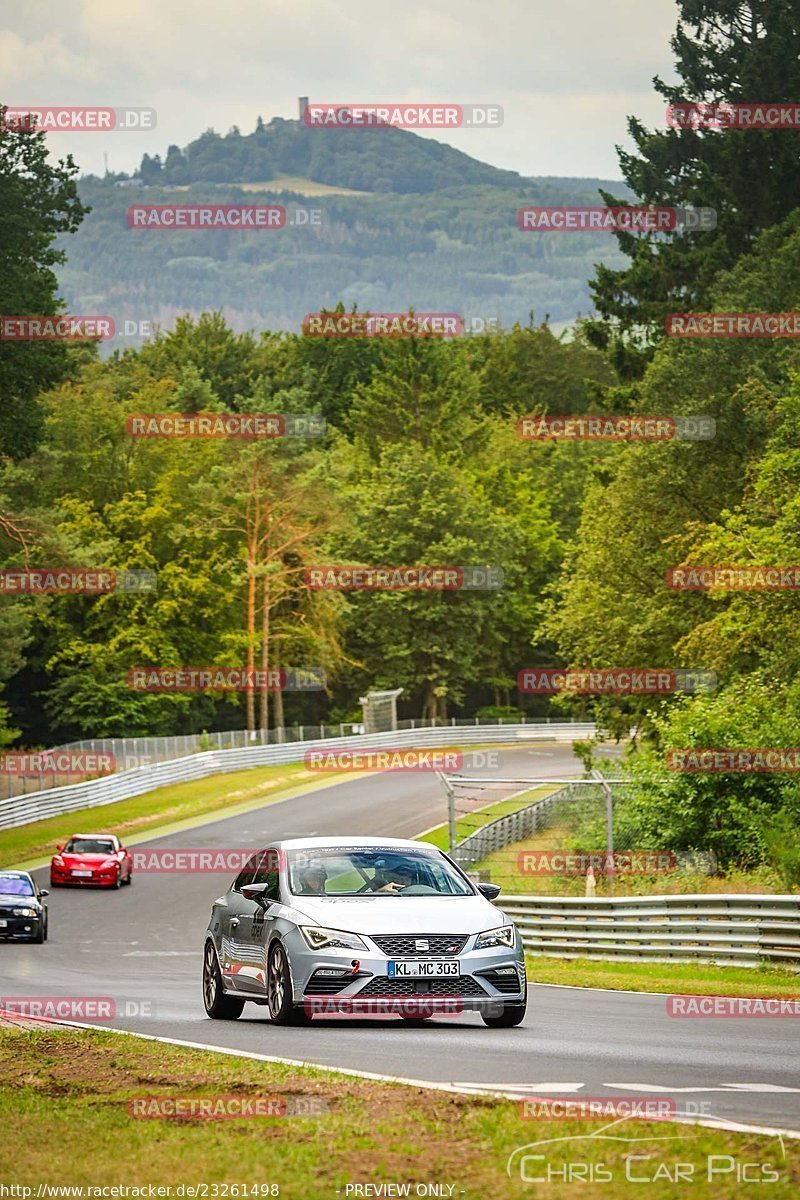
[1,0,680,178]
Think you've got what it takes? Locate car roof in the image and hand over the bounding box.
[269,835,439,852]
[69,833,118,839]
[0,870,33,879]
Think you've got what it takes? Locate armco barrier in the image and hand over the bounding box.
[452,787,570,870]
[0,723,594,830]
[502,894,800,967]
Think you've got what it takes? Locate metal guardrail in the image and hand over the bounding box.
[0,722,595,830]
[501,894,800,967]
[0,714,588,799]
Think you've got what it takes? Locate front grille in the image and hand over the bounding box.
[357,976,488,998]
[370,934,469,956]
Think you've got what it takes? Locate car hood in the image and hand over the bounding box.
[287,894,506,934]
[56,852,116,862]
[0,892,39,904]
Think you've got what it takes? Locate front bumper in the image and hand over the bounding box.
[0,913,43,940]
[284,929,526,1013]
[51,866,118,886]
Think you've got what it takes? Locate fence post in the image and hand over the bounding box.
[593,769,615,896]
[437,771,458,856]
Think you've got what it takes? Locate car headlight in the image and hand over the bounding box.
[52,857,64,866]
[13,908,37,918]
[102,860,118,868]
[299,926,368,952]
[474,925,516,950]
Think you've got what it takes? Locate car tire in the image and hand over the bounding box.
[481,993,527,1028]
[203,941,244,1020]
[32,922,45,944]
[267,943,308,1025]
[113,869,122,889]
[124,871,132,885]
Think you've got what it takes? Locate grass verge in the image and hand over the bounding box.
[527,956,800,997]
[0,1021,797,1196]
[420,785,557,850]
[475,822,789,896]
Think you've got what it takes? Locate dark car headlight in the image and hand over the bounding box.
[13,908,38,918]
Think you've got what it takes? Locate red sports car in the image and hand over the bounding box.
[50,833,133,889]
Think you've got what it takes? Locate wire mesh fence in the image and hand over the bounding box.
[444,775,716,895]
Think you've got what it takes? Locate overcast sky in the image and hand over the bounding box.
[2,0,680,181]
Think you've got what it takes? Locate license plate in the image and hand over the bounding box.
[71,869,92,877]
[387,960,460,978]
[0,920,6,928]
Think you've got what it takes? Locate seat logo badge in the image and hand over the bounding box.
[415,939,429,951]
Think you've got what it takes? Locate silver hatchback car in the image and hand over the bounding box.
[203,836,527,1027]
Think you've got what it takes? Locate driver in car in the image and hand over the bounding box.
[297,861,329,894]
[370,859,415,894]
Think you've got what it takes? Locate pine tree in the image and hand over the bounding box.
[588,1,800,377]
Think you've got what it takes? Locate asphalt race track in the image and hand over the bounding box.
[1,743,799,1136]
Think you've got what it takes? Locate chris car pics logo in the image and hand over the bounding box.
[506,1116,783,1184]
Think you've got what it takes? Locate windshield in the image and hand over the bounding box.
[64,838,116,855]
[286,848,473,897]
[0,876,34,896]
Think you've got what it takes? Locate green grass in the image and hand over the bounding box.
[420,785,557,850]
[527,956,800,997]
[474,822,791,897]
[1,1022,797,1196]
[0,762,360,870]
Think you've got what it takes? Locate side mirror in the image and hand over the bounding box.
[241,882,272,906]
[56,844,63,853]
[477,882,501,901]
[39,889,49,898]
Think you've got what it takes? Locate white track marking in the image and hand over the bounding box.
[3,1014,798,1139]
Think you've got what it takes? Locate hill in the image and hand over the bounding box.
[57,114,632,341]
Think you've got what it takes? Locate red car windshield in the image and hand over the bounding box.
[64,838,116,855]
